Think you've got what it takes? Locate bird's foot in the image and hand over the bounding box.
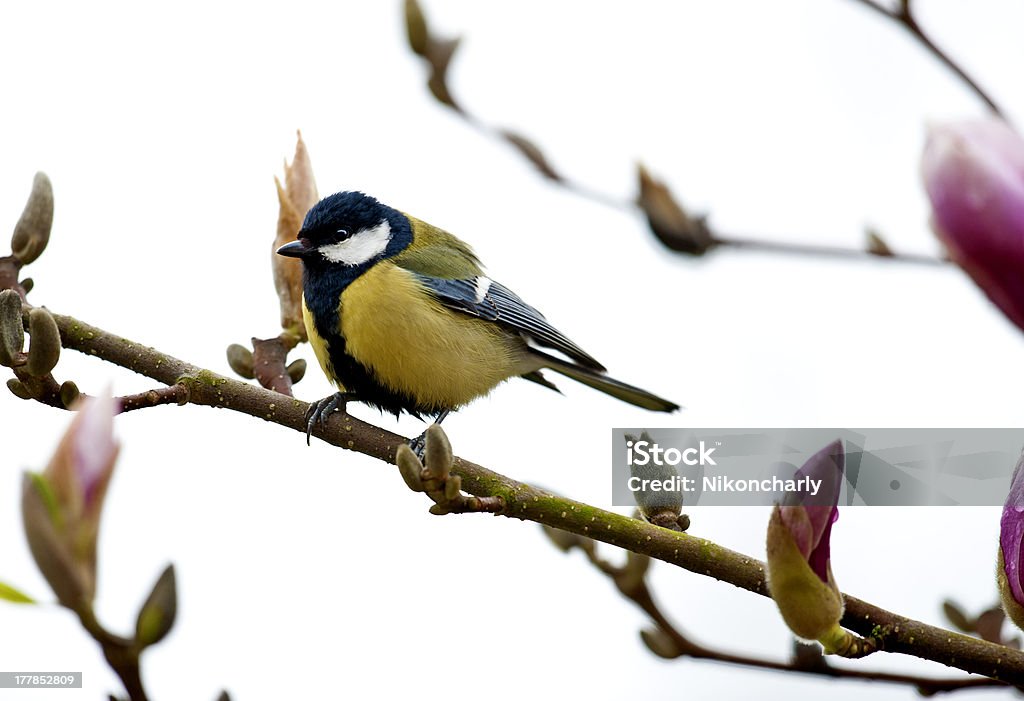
[409,409,451,459]
[304,392,357,445]
[409,432,427,460]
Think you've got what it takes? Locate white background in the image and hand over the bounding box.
[1,1,1022,699]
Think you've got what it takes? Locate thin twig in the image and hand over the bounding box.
[849,0,1005,119]
[479,116,946,265]
[578,547,1005,694]
[720,233,949,265]
[75,607,147,701]
[117,384,190,413]
[405,3,952,266]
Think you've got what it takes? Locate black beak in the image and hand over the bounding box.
[276,240,308,258]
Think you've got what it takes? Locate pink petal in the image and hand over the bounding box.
[1001,457,1024,605]
[71,393,119,506]
[922,119,1024,332]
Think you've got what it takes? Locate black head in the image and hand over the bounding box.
[276,191,412,270]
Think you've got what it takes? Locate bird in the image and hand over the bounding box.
[276,191,679,446]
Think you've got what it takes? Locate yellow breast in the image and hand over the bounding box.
[340,262,530,408]
[302,298,338,389]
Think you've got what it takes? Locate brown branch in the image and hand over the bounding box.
[849,0,1006,119]
[0,255,27,299]
[117,384,190,413]
[6,305,1018,685]
[11,367,65,408]
[718,233,949,265]
[75,607,147,701]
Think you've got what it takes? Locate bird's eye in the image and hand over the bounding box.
[336,229,349,239]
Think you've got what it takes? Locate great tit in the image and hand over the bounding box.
[276,191,679,443]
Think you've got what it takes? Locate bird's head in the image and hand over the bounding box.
[276,191,411,269]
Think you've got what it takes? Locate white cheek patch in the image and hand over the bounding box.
[319,220,392,266]
[474,276,492,303]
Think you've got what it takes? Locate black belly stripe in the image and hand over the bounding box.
[323,332,440,419]
[303,263,445,419]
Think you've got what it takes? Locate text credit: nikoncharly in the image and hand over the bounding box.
[624,438,824,497]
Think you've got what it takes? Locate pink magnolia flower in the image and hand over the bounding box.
[922,118,1024,332]
[766,440,846,649]
[21,393,120,609]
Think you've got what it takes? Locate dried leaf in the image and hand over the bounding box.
[271,132,318,341]
[501,131,562,182]
[426,37,461,111]
[285,131,319,218]
[637,164,715,255]
[404,0,462,113]
[273,178,307,342]
[404,0,429,56]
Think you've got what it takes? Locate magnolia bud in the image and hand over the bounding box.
[21,393,120,610]
[766,440,847,649]
[922,119,1024,333]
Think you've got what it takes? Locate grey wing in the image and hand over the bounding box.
[412,273,606,372]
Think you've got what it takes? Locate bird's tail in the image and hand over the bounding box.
[529,350,680,413]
